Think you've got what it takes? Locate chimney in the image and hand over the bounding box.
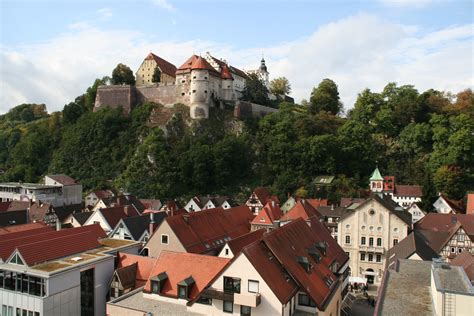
[273,220,281,229]
[124,205,131,216]
[331,204,334,211]
[149,212,156,235]
[183,214,189,223]
[55,218,61,231]
[271,200,275,208]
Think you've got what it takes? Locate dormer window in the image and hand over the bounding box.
[150,272,168,294]
[296,256,312,273]
[177,276,195,299]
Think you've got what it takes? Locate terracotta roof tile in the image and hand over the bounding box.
[145,53,177,77]
[394,185,423,198]
[177,55,219,75]
[281,200,322,221]
[220,64,233,80]
[0,201,30,212]
[117,252,157,284]
[0,223,50,236]
[253,187,271,204]
[226,229,265,255]
[46,174,77,186]
[450,251,474,280]
[143,251,230,300]
[306,199,328,209]
[467,193,474,215]
[93,190,114,199]
[251,201,283,225]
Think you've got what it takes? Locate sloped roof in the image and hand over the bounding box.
[72,211,94,225]
[145,52,177,77]
[260,219,339,310]
[163,205,254,254]
[0,210,27,227]
[1,224,105,265]
[143,251,230,300]
[394,185,423,198]
[251,201,283,225]
[438,195,464,214]
[226,229,265,256]
[386,231,439,268]
[0,223,50,235]
[28,202,50,223]
[116,262,138,289]
[369,167,383,181]
[414,214,474,240]
[253,187,271,204]
[117,252,157,286]
[46,174,77,186]
[208,55,248,79]
[92,190,114,199]
[100,206,140,229]
[220,64,233,80]
[243,240,299,304]
[281,200,322,222]
[340,197,366,208]
[52,203,86,221]
[451,251,474,280]
[0,201,29,212]
[139,199,162,211]
[176,55,219,75]
[316,205,350,218]
[370,194,412,226]
[306,199,328,209]
[120,212,167,240]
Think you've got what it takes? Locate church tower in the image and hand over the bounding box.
[369,166,384,193]
[259,57,269,87]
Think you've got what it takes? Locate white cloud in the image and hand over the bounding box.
[378,0,438,8]
[151,0,175,11]
[0,13,472,114]
[97,8,113,20]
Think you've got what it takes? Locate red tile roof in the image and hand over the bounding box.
[306,199,328,209]
[226,229,265,255]
[253,187,271,204]
[339,197,366,207]
[176,55,219,75]
[163,205,254,254]
[28,202,50,223]
[439,195,465,214]
[145,53,177,77]
[0,223,50,236]
[220,64,233,80]
[251,201,283,225]
[281,200,322,222]
[99,206,139,228]
[117,252,157,287]
[467,193,474,215]
[451,251,474,280]
[261,219,339,309]
[1,224,105,265]
[143,251,230,300]
[209,55,248,79]
[0,201,30,212]
[93,190,114,199]
[394,185,422,198]
[46,174,77,186]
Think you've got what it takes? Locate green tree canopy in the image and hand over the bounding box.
[241,73,270,106]
[270,77,291,97]
[111,63,136,85]
[309,78,343,115]
[152,67,161,83]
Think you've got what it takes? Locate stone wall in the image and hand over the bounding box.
[136,84,183,106]
[234,100,278,119]
[94,85,135,115]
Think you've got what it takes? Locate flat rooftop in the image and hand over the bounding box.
[0,182,60,189]
[109,289,202,315]
[433,262,474,294]
[377,259,433,316]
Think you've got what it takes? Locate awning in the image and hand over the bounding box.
[363,271,377,276]
[349,276,367,284]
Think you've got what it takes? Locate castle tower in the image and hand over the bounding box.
[190,68,210,119]
[259,57,269,87]
[220,64,234,101]
[369,166,384,193]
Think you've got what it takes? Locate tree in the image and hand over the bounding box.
[270,77,291,98]
[111,63,135,85]
[241,73,270,106]
[309,79,343,115]
[152,67,161,83]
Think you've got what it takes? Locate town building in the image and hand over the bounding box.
[386,213,474,267]
[374,259,474,316]
[61,210,93,228]
[84,189,114,208]
[204,52,248,99]
[135,52,177,86]
[246,58,270,87]
[0,225,141,316]
[108,212,167,243]
[281,199,322,223]
[83,205,141,233]
[184,195,236,212]
[250,201,283,232]
[316,204,350,240]
[433,194,465,214]
[406,202,426,225]
[143,205,254,258]
[337,194,411,285]
[0,175,82,207]
[218,229,265,259]
[369,167,423,208]
[245,187,278,215]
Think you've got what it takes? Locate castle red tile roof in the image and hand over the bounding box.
[226,229,265,256]
[0,223,50,236]
[281,200,322,222]
[209,55,248,79]
[393,185,423,198]
[220,64,233,80]
[145,52,177,77]
[1,224,105,265]
[163,205,254,254]
[251,201,283,225]
[176,55,219,75]
[143,251,230,300]
[46,174,78,186]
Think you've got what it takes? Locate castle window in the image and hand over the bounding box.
[181,93,185,96]
[205,76,208,79]
[181,80,185,83]
[204,90,207,93]
[193,76,196,79]
[192,90,196,93]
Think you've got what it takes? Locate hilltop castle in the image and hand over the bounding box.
[94,52,277,119]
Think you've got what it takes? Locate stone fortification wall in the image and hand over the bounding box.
[234,101,278,119]
[94,85,135,115]
[136,83,184,106]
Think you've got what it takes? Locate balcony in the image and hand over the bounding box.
[234,292,262,308]
[201,288,234,301]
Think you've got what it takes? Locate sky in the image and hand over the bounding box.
[0,0,473,114]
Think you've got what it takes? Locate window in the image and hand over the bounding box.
[377,238,382,246]
[393,227,399,233]
[224,277,241,293]
[298,293,317,307]
[345,224,351,229]
[248,280,259,293]
[376,254,382,262]
[151,280,160,294]
[369,209,375,216]
[223,300,233,313]
[241,305,251,316]
[368,254,373,262]
[458,248,463,253]
[458,234,465,242]
[161,234,169,244]
[225,248,229,256]
[360,253,365,261]
[178,285,187,299]
[369,237,374,246]
[345,235,351,244]
[369,226,374,231]
[192,90,196,93]
[393,239,398,246]
[451,247,455,253]
[361,237,366,245]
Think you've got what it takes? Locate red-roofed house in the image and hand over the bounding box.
[84,205,140,233]
[218,229,265,258]
[0,225,141,316]
[136,52,177,85]
[433,194,465,214]
[144,205,254,258]
[251,201,283,232]
[246,187,279,215]
[281,199,322,222]
[467,192,474,215]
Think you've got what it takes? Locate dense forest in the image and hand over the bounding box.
[0,75,472,210]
